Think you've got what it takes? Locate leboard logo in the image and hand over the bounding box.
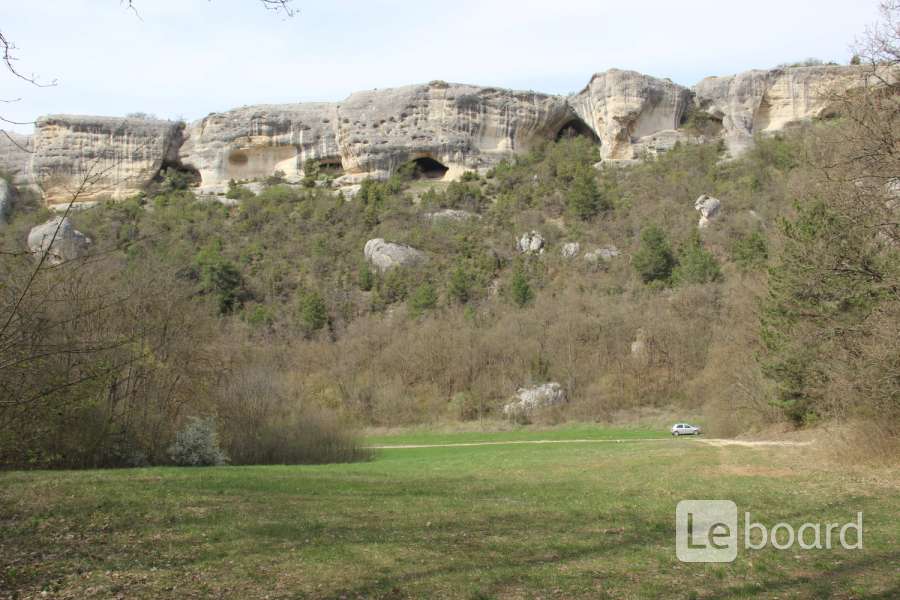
[675,500,863,563]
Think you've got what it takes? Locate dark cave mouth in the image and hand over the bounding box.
[555,118,600,142]
[407,156,450,179]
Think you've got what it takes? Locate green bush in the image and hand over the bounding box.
[633,226,676,284]
[673,232,722,285]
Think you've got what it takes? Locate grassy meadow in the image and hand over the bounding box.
[2,425,898,599]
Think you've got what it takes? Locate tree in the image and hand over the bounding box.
[195,242,243,314]
[567,167,607,220]
[673,231,722,285]
[408,282,438,316]
[510,266,534,307]
[632,225,676,284]
[447,264,471,304]
[299,290,328,333]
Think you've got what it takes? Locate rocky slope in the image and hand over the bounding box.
[15,65,878,205]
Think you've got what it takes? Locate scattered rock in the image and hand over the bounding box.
[503,383,567,417]
[0,179,15,225]
[426,209,480,223]
[335,184,362,199]
[27,216,92,264]
[585,246,621,263]
[364,238,427,272]
[517,231,545,255]
[560,242,581,258]
[695,194,722,229]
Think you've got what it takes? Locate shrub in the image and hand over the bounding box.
[673,232,722,285]
[567,167,607,220]
[168,417,229,466]
[510,266,534,307]
[730,230,768,270]
[299,290,328,333]
[408,282,438,315]
[633,226,676,284]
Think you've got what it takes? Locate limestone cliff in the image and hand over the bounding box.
[21,64,881,205]
[570,69,691,160]
[179,103,340,192]
[693,65,878,156]
[32,115,183,205]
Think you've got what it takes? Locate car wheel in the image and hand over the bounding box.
[673,432,679,437]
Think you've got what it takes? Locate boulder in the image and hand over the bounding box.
[695,195,722,228]
[426,209,479,223]
[517,231,545,255]
[27,216,92,264]
[364,238,427,272]
[584,245,621,263]
[0,179,15,225]
[503,383,567,417]
[560,242,581,258]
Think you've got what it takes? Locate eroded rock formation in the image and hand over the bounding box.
[693,65,878,156]
[32,115,184,206]
[19,65,880,205]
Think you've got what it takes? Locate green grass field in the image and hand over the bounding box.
[2,426,898,599]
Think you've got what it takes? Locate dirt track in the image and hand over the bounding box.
[367,438,812,450]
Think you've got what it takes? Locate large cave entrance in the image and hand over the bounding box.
[406,156,450,180]
[555,118,600,142]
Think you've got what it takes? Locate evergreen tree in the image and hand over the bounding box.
[510,267,534,307]
[632,225,676,284]
[673,231,722,285]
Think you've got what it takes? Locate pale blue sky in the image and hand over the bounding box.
[2,0,879,133]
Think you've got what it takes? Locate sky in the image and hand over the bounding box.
[1,0,881,134]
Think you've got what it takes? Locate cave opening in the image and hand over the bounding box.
[317,157,345,175]
[555,118,600,143]
[154,160,201,190]
[407,156,450,180]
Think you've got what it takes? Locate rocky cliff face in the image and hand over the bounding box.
[179,103,340,192]
[32,115,183,205]
[20,65,878,205]
[693,65,875,156]
[570,69,691,160]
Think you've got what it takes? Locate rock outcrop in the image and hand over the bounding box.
[695,195,722,228]
[570,69,691,160]
[517,231,545,254]
[693,65,877,156]
[179,104,340,193]
[32,115,184,205]
[426,208,479,223]
[364,238,427,272]
[585,246,621,263]
[503,383,567,417]
[20,65,880,205]
[27,216,92,264]
[561,242,581,258]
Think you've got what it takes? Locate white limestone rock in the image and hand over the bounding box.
[503,383,567,417]
[426,209,480,223]
[560,242,581,258]
[517,231,545,255]
[27,216,92,264]
[695,195,722,229]
[584,246,620,263]
[364,238,427,272]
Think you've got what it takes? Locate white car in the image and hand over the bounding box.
[671,423,702,436]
